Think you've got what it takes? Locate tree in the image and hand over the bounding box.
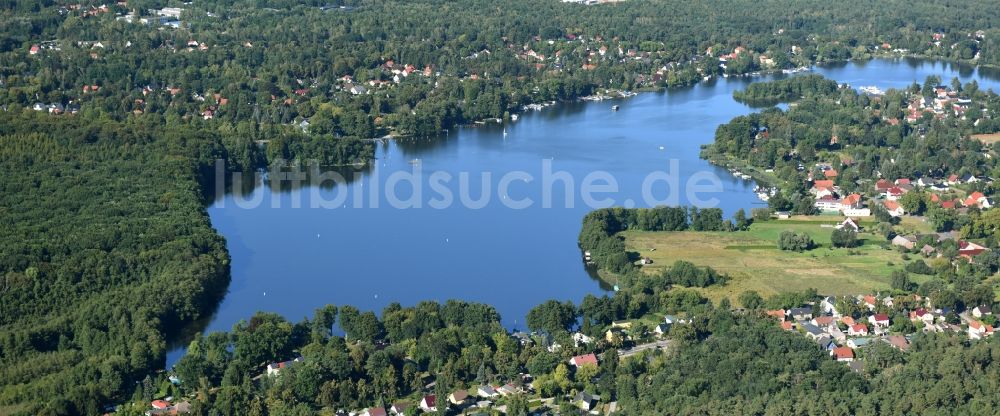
[526,300,578,334]
[898,191,928,215]
[890,270,915,292]
[734,208,752,231]
[831,228,859,248]
[778,231,814,252]
[738,291,764,310]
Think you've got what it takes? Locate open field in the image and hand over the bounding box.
[972,132,1000,145]
[622,218,927,304]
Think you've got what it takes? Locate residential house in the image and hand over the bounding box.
[847,337,873,349]
[868,313,890,329]
[812,316,836,327]
[477,385,499,398]
[832,346,854,362]
[837,218,860,232]
[766,309,787,320]
[389,402,408,415]
[266,356,303,377]
[574,391,599,411]
[910,308,935,325]
[884,200,905,217]
[29,44,40,55]
[811,180,836,196]
[569,353,598,368]
[802,323,826,340]
[891,235,917,250]
[572,332,594,347]
[973,305,993,318]
[815,195,844,212]
[789,307,813,321]
[885,335,910,351]
[448,390,469,406]
[862,295,878,311]
[828,325,847,342]
[364,407,388,416]
[419,395,437,412]
[849,323,869,336]
[885,186,907,201]
[497,384,518,396]
[820,297,840,316]
[780,321,795,331]
[969,320,994,340]
[654,323,670,336]
[875,179,893,192]
[958,241,988,260]
[964,191,992,209]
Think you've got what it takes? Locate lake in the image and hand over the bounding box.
[166,58,1000,364]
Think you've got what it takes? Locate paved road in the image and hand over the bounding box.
[618,339,671,357]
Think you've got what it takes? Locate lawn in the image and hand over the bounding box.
[622,218,924,304]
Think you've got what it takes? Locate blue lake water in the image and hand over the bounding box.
[166,58,1000,364]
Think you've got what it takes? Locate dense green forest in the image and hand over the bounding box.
[732,74,840,106]
[0,109,232,414]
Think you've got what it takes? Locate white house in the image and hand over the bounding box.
[265,357,303,377]
[973,305,993,318]
[477,385,499,398]
[868,313,890,329]
[969,321,994,340]
[419,395,437,412]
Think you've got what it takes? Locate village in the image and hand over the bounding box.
[767,292,996,371]
[26,2,991,134]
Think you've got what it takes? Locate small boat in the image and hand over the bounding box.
[503,128,508,138]
[511,114,518,121]
[611,105,620,111]
[409,158,420,165]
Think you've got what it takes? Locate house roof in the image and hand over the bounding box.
[366,407,388,416]
[884,200,902,211]
[570,353,598,366]
[789,307,812,316]
[780,321,794,330]
[833,346,854,359]
[813,316,835,326]
[766,309,786,320]
[824,169,838,178]
[421,395,436,407]
[813,180,835,189]
[886,335,909,351]
[842,194,862,206]
[851,324,868,333]
[873,313,889,322]
[876,179,893,190]
[451,390,469,401]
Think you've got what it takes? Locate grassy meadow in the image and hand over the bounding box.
[622,216,927,304]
